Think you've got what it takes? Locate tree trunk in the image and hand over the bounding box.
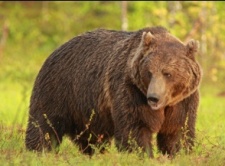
[121,1,128,31]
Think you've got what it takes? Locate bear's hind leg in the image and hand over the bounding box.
[78,140,95,155]
[25,115,64,152]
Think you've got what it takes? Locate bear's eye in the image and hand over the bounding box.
[163,72,172,78]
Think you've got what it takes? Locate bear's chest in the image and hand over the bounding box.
[140,107,165,133]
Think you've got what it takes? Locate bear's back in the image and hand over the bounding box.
[31,29,136,122]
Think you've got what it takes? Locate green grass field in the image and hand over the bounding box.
[1,71,225,166]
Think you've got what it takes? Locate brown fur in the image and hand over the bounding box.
[25,26,202,157]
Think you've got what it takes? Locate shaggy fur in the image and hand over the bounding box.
[25,26,202,157]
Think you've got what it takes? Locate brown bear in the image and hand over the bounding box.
[25,26,202,157]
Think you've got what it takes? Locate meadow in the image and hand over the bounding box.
[1,1,225,166]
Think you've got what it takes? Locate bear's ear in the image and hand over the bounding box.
[186,39,199,55]
[141,31,155,47]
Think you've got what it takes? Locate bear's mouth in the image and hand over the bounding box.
[148,100,165,111]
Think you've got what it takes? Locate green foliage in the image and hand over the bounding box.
[0,1,225,165]
[1,1,225,83]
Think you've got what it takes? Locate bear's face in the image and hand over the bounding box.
[130,30,202,111]
[139,52,195,110]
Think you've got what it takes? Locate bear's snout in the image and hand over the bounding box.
[147,76,166,110]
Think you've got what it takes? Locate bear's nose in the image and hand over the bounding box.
[147,95,159,104]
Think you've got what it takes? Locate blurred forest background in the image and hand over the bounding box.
[0,1,225,127]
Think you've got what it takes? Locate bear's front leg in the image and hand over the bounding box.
[114,123,154,158]
[111,83,157,157]
[156,103,186,157]
[157,131,182,157]
[181,90,199,152]
[157,90,199,157]
[136,127,154,157]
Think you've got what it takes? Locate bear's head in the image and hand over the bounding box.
[129,27,202,110]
